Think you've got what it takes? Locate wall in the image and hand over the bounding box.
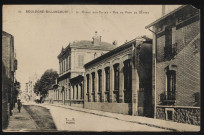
[72,48,109,73]
[84,102,131,115]
[152,7,200,125]
[156,106,200,125]
[2,32,15,129]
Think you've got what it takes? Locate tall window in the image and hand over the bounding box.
[124,60,132,103]
[98,70,102,92]
[66,57,68,71]
[114,64,119,90]
[61,60,64,73]
[76,85,78,99]
[69,56,71,69]
[68,83,71,99]
[80,84,83,99]
[92,72,95,93]
[61,62,62,73]
[78,55,84,67]
[124,60,132,90]
[86,74,90,102]
[64,59,66,72]
[105,67,110,91]
[164,26,177,60]
[73,86,75,99]
[87,75,90,93]
[62,60,63,73]
[164,26,172,60]
[166,70,176,100]
[92,72,95,102]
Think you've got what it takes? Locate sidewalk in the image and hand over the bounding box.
[44,103,200,132]
[3,104,39,132]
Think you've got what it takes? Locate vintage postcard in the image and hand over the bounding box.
[2,5,200,132]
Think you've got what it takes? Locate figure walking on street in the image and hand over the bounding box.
[17,99,22,113]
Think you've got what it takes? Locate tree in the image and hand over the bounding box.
[34,79,41,95]
[34,69,58,100]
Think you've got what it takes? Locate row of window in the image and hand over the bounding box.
[86,60,132,103]
[59,56,71,74]
[72,84,83,100]
[52,85,83,100]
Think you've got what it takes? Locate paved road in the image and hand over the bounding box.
[41,104,169,132]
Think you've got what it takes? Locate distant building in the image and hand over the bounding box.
[28,73,40,101]
[2,31,18,129]
[84,36,152,116]
[51,32,116,107]
[24,74,39,102]
[146,5,200,125]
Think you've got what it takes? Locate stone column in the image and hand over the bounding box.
[57,90,59,101]
[84,76,87,101]
[78,84,81,100]
[110,66,114,103]
[132,63,139,116]
[63,90,65,105]
[70,85,73,100]
[112,66,117,103]
[119,62,124,103]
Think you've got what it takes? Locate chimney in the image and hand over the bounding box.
[162,5,165,16]
[92,31,101,46]
[112,40,117,46]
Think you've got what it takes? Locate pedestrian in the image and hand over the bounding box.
[17,99,22,113]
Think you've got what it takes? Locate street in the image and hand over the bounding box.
[40,104,169,131]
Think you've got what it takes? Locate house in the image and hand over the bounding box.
[2,31,18,129]
[52,32,116,108]
[145,5,200,125]
[83,36,153,116]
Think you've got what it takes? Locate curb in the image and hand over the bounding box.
[47,104,178,132]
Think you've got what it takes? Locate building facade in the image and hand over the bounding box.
[146,5,200,125]
[25,73,40,102]
[51,32,116,107]
[84,36,153,117]
[2,31,18,129]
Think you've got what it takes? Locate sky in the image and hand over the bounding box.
[3,5,182,91]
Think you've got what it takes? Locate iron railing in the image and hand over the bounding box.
[164,91,176,100]
[164,43,177,60]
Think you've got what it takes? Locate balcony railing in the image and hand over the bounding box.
[164,43,177,60]
[164,91,176,101]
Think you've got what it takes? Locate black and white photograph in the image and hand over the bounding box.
[2,5,200,132]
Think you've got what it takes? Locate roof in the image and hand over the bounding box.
[145,5,187,29]
[84,36,152,68]
[70,40,116,50]
[2,31,13,37]
[58,40,116,58]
